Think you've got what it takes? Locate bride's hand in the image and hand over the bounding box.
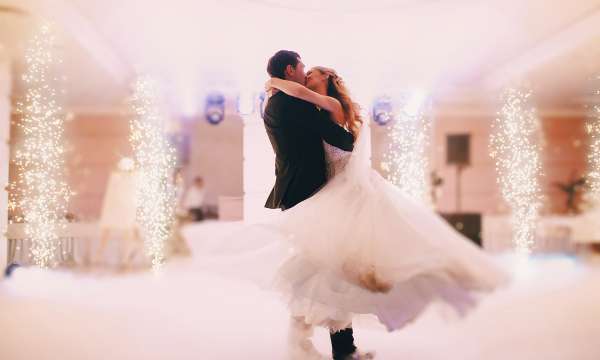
[342,261,392,294]
[358,269,392,293]
[264,79,279,98]
[264,79,273,92]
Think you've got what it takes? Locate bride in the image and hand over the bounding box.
[263,65,507,318]
[189,65,508,360]
[261,66,508,353]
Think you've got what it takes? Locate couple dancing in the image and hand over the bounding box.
[258,50,508,359]
[216,50,508,360]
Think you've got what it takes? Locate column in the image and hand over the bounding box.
[242,96,277,223]
[0,45,11,271]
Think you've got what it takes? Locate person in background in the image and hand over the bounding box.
[183,176,206,222]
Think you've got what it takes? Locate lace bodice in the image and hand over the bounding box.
[323,141,352,179]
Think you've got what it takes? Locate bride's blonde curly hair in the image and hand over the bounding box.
[313,66,363,140]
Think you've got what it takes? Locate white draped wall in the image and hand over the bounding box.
[0,44,10,271]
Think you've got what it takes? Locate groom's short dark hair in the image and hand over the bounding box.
[267,50,300,79]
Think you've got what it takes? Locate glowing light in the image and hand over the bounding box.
[205,93,226,125]
[372,96,394,126]
[9,23,70,268]
[585,81,600,205]
[382,91,431,204]
[129,75,176,270]
[490,88,543,256]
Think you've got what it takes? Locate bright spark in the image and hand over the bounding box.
[129,75,176,271]
[382,91,432,204]
[10,23,70,268]
[490,88,543,256]
[585,82,600,204]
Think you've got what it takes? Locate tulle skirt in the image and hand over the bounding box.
[185,166,509,331]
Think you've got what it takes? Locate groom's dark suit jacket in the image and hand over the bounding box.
[263,91,354,210]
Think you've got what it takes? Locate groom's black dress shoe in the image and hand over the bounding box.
[331,327,356,360]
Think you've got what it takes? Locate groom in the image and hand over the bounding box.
[263,50,363,360]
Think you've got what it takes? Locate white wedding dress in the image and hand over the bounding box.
[188,122,508,333]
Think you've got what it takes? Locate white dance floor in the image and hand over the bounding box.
[1,222,600,360]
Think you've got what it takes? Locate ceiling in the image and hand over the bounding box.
[0,0,599,113]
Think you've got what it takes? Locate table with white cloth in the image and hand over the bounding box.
[6,222,99,266]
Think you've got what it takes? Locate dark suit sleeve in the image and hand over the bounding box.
[300,105,355,152]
